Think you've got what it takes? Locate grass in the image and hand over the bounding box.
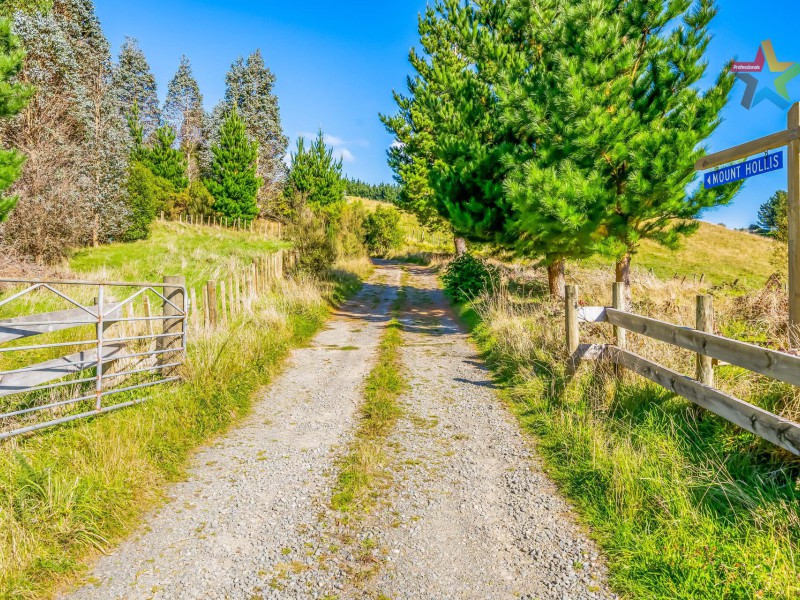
[331,276,408,513]
[580,222,777,289]
[0,222,369,599]
[458,268,800,599]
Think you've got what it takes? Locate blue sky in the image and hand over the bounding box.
[94,0,800,229]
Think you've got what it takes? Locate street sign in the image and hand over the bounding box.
[703,151,783,189]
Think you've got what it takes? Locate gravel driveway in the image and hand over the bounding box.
[63,261,614,600]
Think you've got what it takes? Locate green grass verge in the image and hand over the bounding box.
[331,278,407,513]
[458,300,800,600]
[0,224,366,599]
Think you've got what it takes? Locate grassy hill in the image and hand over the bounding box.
[581,222,778,288]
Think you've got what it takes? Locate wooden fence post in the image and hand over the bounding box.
[696,295,715,386]
[160,276,185,369]
[789,102,800,347]
[207,281,218,326]
[565,285,579,355]
[202,284,210,326]
[220,280,227,322]
[612,283,627,350]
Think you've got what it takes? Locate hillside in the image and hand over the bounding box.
[581,221,778,288]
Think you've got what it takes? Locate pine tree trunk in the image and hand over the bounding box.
[616,253,632,300]
[547,258,566,300]
[454,236,467,257]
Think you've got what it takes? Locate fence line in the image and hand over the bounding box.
[565,284,800,456]
[159,212,283,238]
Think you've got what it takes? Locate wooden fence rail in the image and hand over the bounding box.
[566,284,800,456]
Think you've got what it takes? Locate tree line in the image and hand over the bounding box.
[344,178,400,204]
[0,0,288,263]
[382,0,740,297]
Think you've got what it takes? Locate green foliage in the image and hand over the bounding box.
[285,130,345,210]
[345,178,399,203]
[204,109,261,223]
[756,190,788,239]
[123,162,163,241]
[114,37,160,141]
[286,207,336,277]
[164,55,203,176]
[363,206,403,256]
[0,17,33,222]
[502,0,737,277]
[187,180,215,218]
[138,126,188,191]
[441,254,497,303]
[224,49,287,204]
[0,0,51,17]
[332,200,367,259]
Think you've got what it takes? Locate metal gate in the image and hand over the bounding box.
[0,277,187,440]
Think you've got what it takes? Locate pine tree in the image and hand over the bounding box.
[140,125,188,191]
[114,37,160,140]
[224,49,287,209]
[504,0,737,291]
[382,1,529,258]
[164,56,204,181]
[756,191,788,237]
[0,17,33,222]
[205,109,261,222]
[285,130,346,211]
[0,1,51,17]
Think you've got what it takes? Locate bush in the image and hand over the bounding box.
[333,200,367,259]
[441,253,497,303]
[187,181,215,219]
[363,206,403,255]
[286,207,336,276]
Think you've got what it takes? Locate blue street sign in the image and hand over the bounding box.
[704,151,784,189]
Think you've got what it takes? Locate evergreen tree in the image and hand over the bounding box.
[205,109,261,222]
[285,130,346,211]
[164,55,204,180]
[0,1,52,17]
[382,1,529,258]
[504,0,737,291]
[224,49,287,208]
[0,17,33,222]
[140,125,188,191]
[756,190,788,237]
[114,37,160,140]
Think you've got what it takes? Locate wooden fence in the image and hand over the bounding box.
[566,283,800,456]
[160,213,284,238]
[187,250,297,330]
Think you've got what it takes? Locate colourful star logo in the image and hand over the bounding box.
[732,40,800,110]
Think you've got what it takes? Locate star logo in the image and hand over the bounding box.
[732,40,800,110]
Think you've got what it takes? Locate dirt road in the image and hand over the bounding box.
[64,262,612,600]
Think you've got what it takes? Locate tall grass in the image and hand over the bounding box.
[0,224,368,599]
[463,270,800,599]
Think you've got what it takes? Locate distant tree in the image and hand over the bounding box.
[285,130,345,211]
[205,109,261,223]
[345,177,400,203]
[164,56,204,180]
[756,190,788,237]
[114,37,160,140]
[224,50,287,210]
[139,125,188,191]
[0,17,33,222]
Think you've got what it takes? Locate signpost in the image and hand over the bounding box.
[696,102,800,346]
[703,152,783,189]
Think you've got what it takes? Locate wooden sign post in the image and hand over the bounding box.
[695,101,800,347]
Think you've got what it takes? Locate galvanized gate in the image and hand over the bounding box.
[0,277,187,439]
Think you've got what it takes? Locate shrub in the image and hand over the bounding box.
[123,162,174,241]
[333,200,367,259]
[286,207,336,276]
[441,253,497,303]
[187,180,215,219]
[363,206,403,255]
